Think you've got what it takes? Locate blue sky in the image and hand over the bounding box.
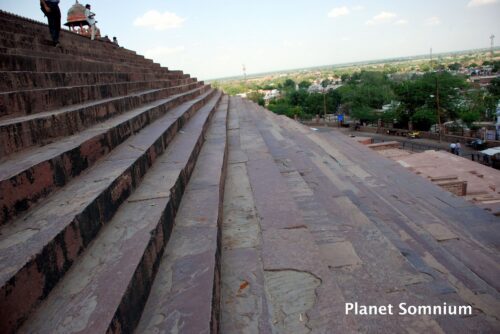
[1,0,499,79]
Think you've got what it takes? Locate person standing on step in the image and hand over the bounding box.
[40,0,61,46]
[85,4,97,40]
[455,141,461,156]
[450,142,456,154]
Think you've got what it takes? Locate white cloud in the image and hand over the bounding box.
[328,5,365,18]
[467,0,498,7]
[328,6,350,18]
[144,46,185,59]
[365,11,397,25]
[283,40,304,48]
[394,19,408,25]
[134,10,185,31]
[425,16,441,26]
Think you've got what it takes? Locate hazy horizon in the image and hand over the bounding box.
[1,0,499,80]
[208,46,498,81]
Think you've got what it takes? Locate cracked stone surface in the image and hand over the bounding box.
[264,270,321,334]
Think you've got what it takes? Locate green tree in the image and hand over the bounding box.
[321,79,331,88]
[247,91,265,106]
[393,72,468,123]
[380,110,397,125]
[326,90,341,113]
[448,63,461,71]
[350,105,377,124]
[488,77,500,97]
[304,93,325,115]
[288,90,308,107]
[298,80,311,90]
[411,107,437,131]
[282,79,296,92]
[337,71,395,111]
[459,110,481,128]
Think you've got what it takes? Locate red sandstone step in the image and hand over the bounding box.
[19,95,228,334]
[0,39,161,69]
[0,70,189,92]
[0,34,153,57]
[224,97,352,332]
[136,98,228,333]
[0,53,168,75]
[0,77,197,117]
[0,78,200,121]
[242,101,500,333]
[0,28,161,69]
[0,91,223,333]
[0,86,212,225]
[0,36,157,72]
[0,14,152,67]
[0,17,137,51]
[0,81,203,156]
[0,27,162,66]
[0,16,143,55]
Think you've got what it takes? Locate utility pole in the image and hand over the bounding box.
[435,75,442,143]
[430,47,433,70]
[323,91,327,126]
[490,34,495,58]
[242,64,247,81]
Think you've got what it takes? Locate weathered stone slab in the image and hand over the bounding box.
[319,241,363,268]
[425,223,459,241]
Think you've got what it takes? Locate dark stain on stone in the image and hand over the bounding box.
[52,162,66,187]
[69,147,88,177]
[13,198,29,214]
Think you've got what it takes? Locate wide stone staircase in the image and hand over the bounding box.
[0,10,226,333]
[1,10,500,334]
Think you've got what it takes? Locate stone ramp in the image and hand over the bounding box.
[220,97,500,333]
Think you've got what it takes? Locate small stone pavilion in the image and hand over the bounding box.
[64,0,100,39]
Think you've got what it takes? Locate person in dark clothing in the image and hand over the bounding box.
[40,0,61,46]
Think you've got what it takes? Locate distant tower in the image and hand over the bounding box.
[490,34,495,57]
[242,64,247,80]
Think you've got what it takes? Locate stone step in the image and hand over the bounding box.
[0,86,212,225]
[220,97,274,333]
[0,91,223,333]
[220,96,354,333]
[248,102,500,331]
[18,95,227,334]
[0,81,203,156]
[242,102,455,332]
[0,37,160,68]
[0,82,203,153]
[0,52,168,75]
[0,70,189,92]
[0,32,154,61]
[136,96,228,334]
[0,15,141,55]
[0,76,197,117]
[0,19,142,68]
[0,23,159,68]
[0,29,160,68]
